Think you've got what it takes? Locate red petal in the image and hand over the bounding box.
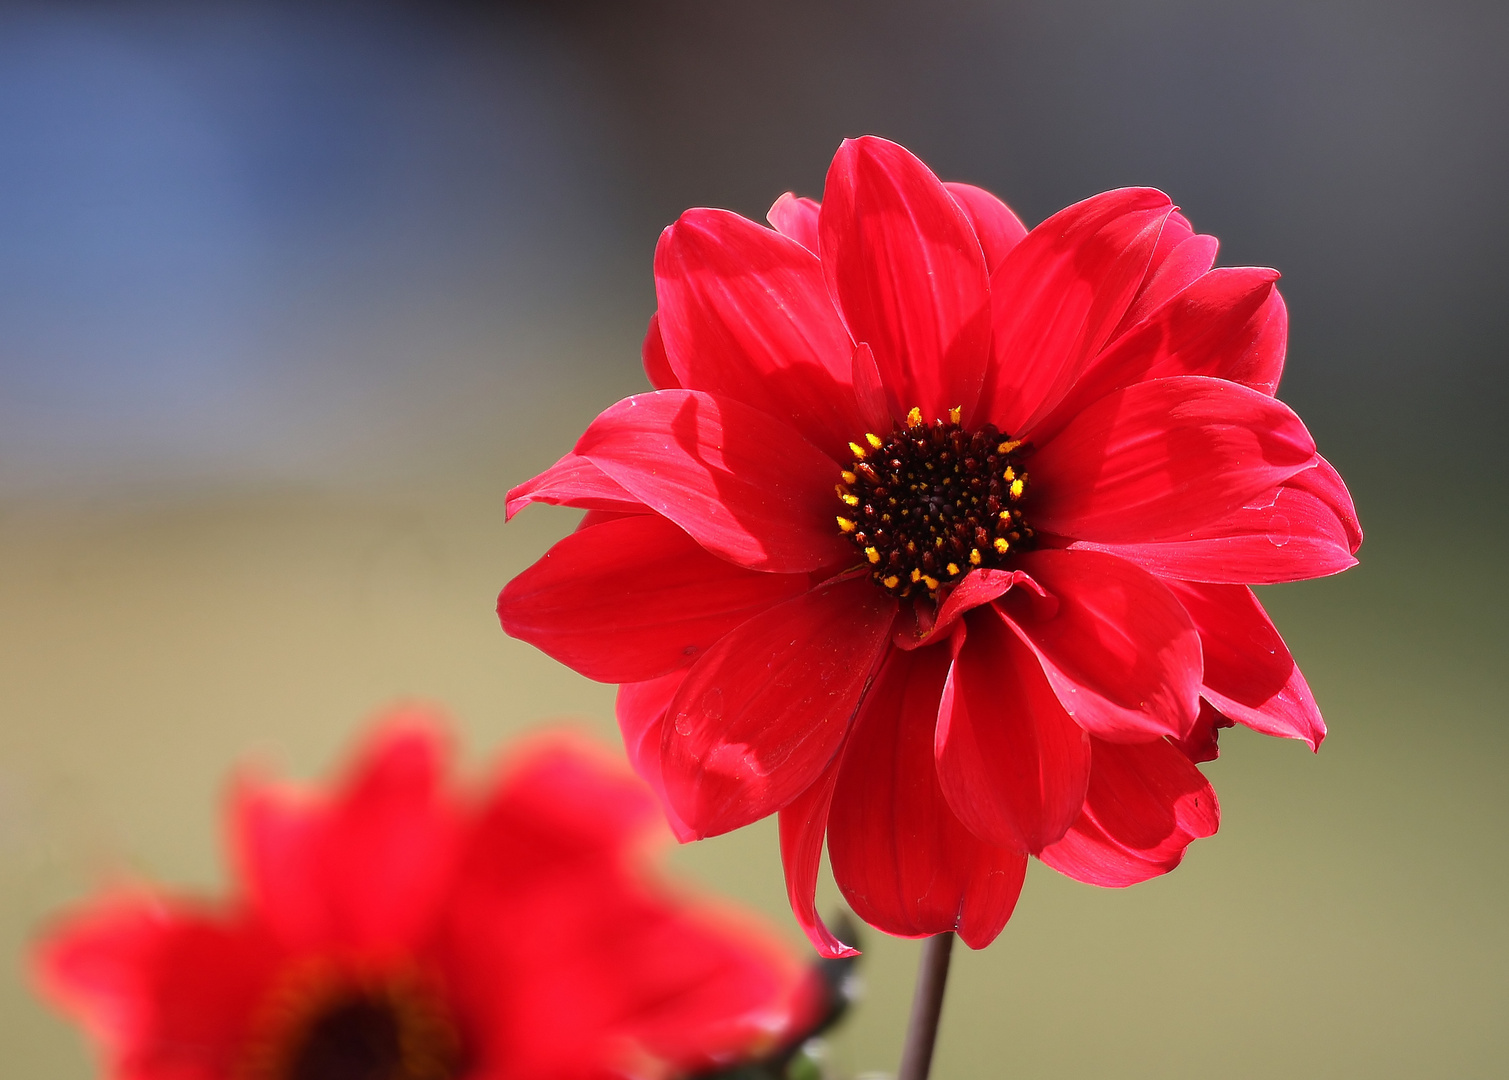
[1164,580,1326,750]
[232,721,461,953]
[766,192,821,253]
[498,514,809,683]
[1001,549,1203,741]
[642,312,681,390]
[576,390,853,574]
[850,342,895,431]
[935,609,1090,852]
[654,208,861,458]
[617,672,698,842]
[827,645,1027,947]
[506,451,643,521]
[1030,375,1317,543]
[1116,233,1220,334]
[1038,268,1288,444]
[980,188,1173,434]
[33,898,279,1075]
[820,136,991,423]
[891,567,1044,651]
[1171,699,1235,764]
[1039,736,1219,887]
[660,576,896,838]
[777,758,859,957]
[944,181,1028,274]
[1070,455,1360,584]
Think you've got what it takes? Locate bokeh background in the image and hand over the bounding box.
[3,1,1506,1076]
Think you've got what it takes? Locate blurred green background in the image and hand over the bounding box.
[2,2,1505,1077]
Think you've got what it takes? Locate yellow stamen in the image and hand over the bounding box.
[840,491,860,507]
[865,547,881,564]
[997,438,1022,454]
[837,517,857,533]
[841,470,858,485]
[1003,466,1016,482]
[922,575,940,590]
[910,568,923,583]
[994,537,1011,554]
[969,548,983,566]
[906,406,924,429]
[1009,478,1025,499]
[849,441,868,460]
[882,574,900,589]
[946,562,960,576]
[948,405,962,424]
[865,432,884,450]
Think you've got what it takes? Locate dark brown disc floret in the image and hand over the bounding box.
[836,407,1034,600]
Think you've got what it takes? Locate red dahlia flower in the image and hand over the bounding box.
[498,136,1361,957]
[35,721,816,1080]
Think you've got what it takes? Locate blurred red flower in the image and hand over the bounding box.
[498,136,1361,956]
[35,721,816,1080]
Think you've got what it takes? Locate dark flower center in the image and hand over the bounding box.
[836,407,1033,600]
[245,969,463,1080]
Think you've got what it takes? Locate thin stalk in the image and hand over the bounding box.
[896,931,955,1080]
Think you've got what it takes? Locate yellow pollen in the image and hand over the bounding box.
[882,574,900,589]
[849,441,868,459]
[1003,466,1016,482]
[865,432,884,450]
[922,574,940,590]
[1009,478,1025,499]
[910,568,923,583]
[837,517,857,533]
[841,470,858,484]
[865,546,881,564]
[840,491,860,507]
[946,562,960,576]
[997,438,1022,454]
[906,407,924,429]
[994,537,1011,554]
[969,548,983,565]
[948,405,962,423]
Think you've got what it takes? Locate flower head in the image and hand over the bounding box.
[498,136,1361,956]
[35,718,816,1080]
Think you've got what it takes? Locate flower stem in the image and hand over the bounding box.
[896,931,955,1080]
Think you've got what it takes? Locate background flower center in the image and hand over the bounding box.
[245,969,463,1080]
[836,408,1033,600]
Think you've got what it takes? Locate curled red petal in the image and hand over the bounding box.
[618,672,699,842]
[660,576,896,838]
[654,208,861,458]
[1116,232,1219,335]
[497,513,809,683]
[935,608,1090,853]
[642,311,681,390]
[1037,267,1288,443]
[1165,579,1326,750]
[777,758,859,958]
[1030,375,1317,544]
[980,187,1174,434]
[827,645,1027,947]
[891,567,1045,651]
[944,181,1028,274]
[1070,455,1360,584]
[506,450,643,521]
[1039,736,1219,887]
[820,136,991,423]
[766,191,821,253]
[1001,549,1203,741]
[576,390,852,574]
